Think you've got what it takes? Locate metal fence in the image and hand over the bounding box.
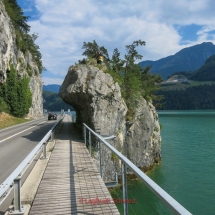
[0,114,64,214]
[83,123,192,215]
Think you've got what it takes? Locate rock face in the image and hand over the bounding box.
[59,65,127,135]
[59,64,161,180]
[125,97,161,169]
[0,2,43,118]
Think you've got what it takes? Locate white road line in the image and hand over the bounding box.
[0,120,46,143]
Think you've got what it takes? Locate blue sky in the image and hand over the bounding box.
[16,0,215,85]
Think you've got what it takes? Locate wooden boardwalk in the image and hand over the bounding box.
[29,116,120,215]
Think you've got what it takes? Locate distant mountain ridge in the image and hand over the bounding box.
[191,54,215,81]
[43,90,74,111]
[43,84,61,93]
[140,42,215,80]
[167,54,215,81]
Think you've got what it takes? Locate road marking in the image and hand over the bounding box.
[0,120,46,143]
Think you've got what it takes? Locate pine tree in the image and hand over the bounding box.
[1,65,32,117]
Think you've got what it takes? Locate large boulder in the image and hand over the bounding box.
[59,64,161,180]
[59,64,127,136]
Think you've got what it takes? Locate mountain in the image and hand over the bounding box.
[42,85,74,111]
[155,54,215,110]
[156,84,215,110]
[43,90,74,111]
[191,54,215,81]
[167,54,215,81]
[140,42,215,80]
[43,84,61,93]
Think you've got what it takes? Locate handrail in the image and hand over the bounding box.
[83,123,192,215]
[0,114,65,202]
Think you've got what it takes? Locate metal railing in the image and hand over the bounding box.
[83,123,192,215]
[0,114,65,214]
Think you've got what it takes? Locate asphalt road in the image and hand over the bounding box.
[0,116,60,184]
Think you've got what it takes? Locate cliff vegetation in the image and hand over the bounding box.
[79,40,163,121]
[3,0,42,73]
[0,0,43,117]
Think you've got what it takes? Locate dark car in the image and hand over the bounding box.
[48,112,57,120]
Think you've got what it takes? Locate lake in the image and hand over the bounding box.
[112,110,215,214]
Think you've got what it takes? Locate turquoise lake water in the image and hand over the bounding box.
[112,110,215,214]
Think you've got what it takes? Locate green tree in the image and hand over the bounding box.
[3,0,30,33]
[0,96,9,113]
[81,40,163,121]
[0,65,32,117]
[82,40,109,63]
[4,67,19,114]
[16,76,32,116]
[3,0,43,73]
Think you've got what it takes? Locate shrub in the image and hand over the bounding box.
[0,64,32,117]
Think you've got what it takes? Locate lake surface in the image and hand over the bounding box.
[112,110,215,214]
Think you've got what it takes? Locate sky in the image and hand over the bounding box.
[16,0,215,86]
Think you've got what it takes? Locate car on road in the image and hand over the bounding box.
[48,112,57,120]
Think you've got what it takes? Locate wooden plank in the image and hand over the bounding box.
[29,134,120,214]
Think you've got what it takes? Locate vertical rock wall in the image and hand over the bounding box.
[0,2,43,118]
[125,97,161,170]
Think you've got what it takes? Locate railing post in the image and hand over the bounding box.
[84,126,86,146]
[14,178,21,211]
[115,172,118,183]
[43,142,47,159]
[89,131,92,156]
[98,140,102,177]
[122,162,128,215]
[10,177,25,214]
[51,131,54,142]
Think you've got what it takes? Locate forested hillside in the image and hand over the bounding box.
[156,84,215,110]
[156,53,215,110]
[168,54,215,81]
[190,55,215,81]
[43,91,74,111]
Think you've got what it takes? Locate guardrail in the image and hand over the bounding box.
[0,114,65,214]
[83,123,192,215]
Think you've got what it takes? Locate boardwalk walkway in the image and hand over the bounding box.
[29,115,120,215]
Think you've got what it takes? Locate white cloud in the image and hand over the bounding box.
[42,77,64,85]
[27,0,215,84]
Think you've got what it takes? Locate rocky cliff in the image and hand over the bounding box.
[0,1,43,118]
[59,64,161,180]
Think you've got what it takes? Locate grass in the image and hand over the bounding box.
[0,112,30,129]
[49,146,55,152]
